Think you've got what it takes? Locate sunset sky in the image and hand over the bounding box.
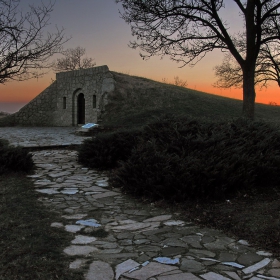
[0,0,279,113]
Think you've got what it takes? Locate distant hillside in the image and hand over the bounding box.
[0,111,10,119]
[100,72,280,128]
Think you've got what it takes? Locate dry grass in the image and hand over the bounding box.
[0,174,83,280]
[100,72,280,128]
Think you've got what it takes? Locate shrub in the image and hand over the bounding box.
[0,144,34,174]
[77,129,142,169]
[111,118,280,201]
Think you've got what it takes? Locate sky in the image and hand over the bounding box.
[0,0,279,113]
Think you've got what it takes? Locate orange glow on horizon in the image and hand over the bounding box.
[1,73,280,107]
[0,78,51,103]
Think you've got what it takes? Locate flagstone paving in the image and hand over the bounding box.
[0,127,89,147]
[1,127,280,279]
[28,149,280,280]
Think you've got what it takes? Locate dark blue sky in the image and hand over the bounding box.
[1,0,279,112]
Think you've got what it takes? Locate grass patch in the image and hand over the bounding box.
[0,145,34,175]
[0,174,83,280]
[99,72,280,129]
[78,128,142,169]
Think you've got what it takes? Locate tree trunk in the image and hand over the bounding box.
[242,0,257,120]
[242,67,256,120]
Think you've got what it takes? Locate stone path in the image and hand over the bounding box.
[1,127,280,279]
[0,127,89,147]
[29,149,280,280]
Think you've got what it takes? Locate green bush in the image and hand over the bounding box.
[0,144,34,174]
[111,118,280,201]
[77,129,142,169]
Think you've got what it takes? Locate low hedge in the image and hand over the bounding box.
[78,117,280,201]
[0,141,34,174]
[77,129,142,169]
[111,118,280,201]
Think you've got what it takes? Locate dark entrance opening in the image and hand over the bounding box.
[77,93,85,124]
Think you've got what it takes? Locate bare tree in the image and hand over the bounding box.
[173,76,188,87]
[0,0,66,84]
[116,0,280,119]
[162,76,188,87]
[214,43,280,88]
[52,46,96,72]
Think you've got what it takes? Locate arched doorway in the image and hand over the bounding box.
[77,93,85,124]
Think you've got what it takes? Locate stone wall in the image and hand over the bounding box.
[2,65,115,126]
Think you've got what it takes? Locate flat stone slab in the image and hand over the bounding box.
[85,261,114,280]
[115,259,140,280]
[180,259,205,273]
[157,272,202,280]
[69,259,87,269]
[49,171,72,178]
[22,148,278,280]
[242,258,271,274]
[35,188,60,194]
[122,262,177,279]
[153,257,180,265]
[91,191,119,199]
[163,220,185,226]
[200,272,231,280]
[63,245,98,256]
[62,214,87,220]
[76,219,101,227]
[71,235,97,245]
[65,225,85,233]
[143,215,172,223]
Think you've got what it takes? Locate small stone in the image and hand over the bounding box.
[91,191,118,199]
[238,240,250,246]
[272,259,280,268]
[257,251,273,257]
[153,257,180,265]
[76,219,101,227]
[222,262,245,269]
[62,214,87,220]
[51,222,63,228]
[60,188,79,195]
[133,239,149,245]
[69,259,86,269]
[163,220,185,226]
[143,215,172,222]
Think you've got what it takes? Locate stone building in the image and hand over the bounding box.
[3,65,115,126]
